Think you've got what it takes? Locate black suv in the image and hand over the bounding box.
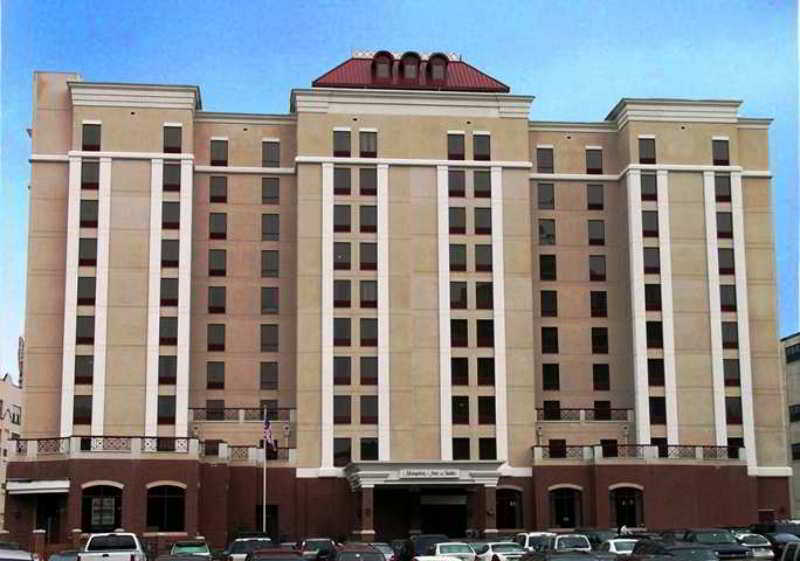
[682,530,752,560]
[629,539,719,561]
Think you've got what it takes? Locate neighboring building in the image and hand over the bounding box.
[0,374,23,531]
[784,332,800,517]
[9,51,789,547]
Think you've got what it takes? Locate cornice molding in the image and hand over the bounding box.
[69,81,201,110]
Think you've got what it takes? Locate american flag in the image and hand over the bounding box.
[263,411,275,451]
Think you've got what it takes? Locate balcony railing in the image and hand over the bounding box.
[531,443,746,464]
[535,408,633,422]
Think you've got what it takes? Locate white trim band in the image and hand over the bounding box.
[320,163,335,469]
[175,160,194,437]
[437,165,453,460]
[194,165,295,175]
[295,156,531,169]
[376,164,391,461]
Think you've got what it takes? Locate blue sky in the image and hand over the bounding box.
[1,0,797,379]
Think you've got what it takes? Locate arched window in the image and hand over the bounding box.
[428,53,449,83]
[548,487,583,528]
[497,488,523,529]
[81,485,122,533]
[610,486,644,528]
[372,51,393,80]
[400,52,421,81]
[146,485,185,531]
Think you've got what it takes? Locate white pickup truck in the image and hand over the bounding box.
[77,533,147,561]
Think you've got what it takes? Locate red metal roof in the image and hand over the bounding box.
[312,57,510,93]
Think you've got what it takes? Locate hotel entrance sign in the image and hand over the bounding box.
[399,468,459,479]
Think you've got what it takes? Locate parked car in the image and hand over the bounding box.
[427,543,475,561]
[227,538,276,561]
[333,544,384,561]
[737,534,774,559]
[576,531,620,551]
[172,540,212,557]
[682,529,751,560]
[660,531,691,543]
[536,536,592,554]
[596,539,639,556]
[515,534,556,553]
[49,551,79,561]
[412,556,463,561]
[300,540,337,561]
[0,546,33,561]
[78,533,147,561]
[780,541,800,561]
[369,544,395,561]
[765,535,800,559]
[245,549,305,561]
[628,539,718,561]
[474,542,526,561]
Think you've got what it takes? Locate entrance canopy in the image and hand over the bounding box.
[344,461,503,490]
[7,480,70,495]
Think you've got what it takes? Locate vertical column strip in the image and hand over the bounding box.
[657,170,679,444]
[703,171,728,446]
[376,164,391,461]
[91,157,112,435]
[320,163,334,469]
[175,159,194,437]
[60,157,82,437]
[144,159,163,436]
[436,165,453,460]
[731,171,757,469]
[626,170,651,443]
[490,166,509,462]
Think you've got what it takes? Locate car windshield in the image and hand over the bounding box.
[671,548,719,561]
[740,536,769,546]
[253,558,299,561]
[174,544,208,553]
[693,533,737,545]
[87,536,137,551]
[491,544,523,553]
[336,554,384,561]
[440,546,473,554]
[230,540,274,553]
[556,538,589,550]
[304,541,332,552]
[613,541,638,553]
[370,545,393,555]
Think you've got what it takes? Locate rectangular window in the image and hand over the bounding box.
[80,199,98,228]
[361,318,378,347]
[649,396,666,425]
[333,357,351,385]
[717,212,733,239]
[163,163,181,192]
[334,242,351,270]
[453,438,470,460]
[361,356,378,385]
[536,148,554,173]
[645,284,662,311]
[595,400,611,419]
[539,219,556,245]
[538,183,554,209]
[360,205,377,233]
[208,286,225,313]
[261,250,279,277]
[261,287,279,314]
[639,137,656,164]
[646,321,663,348]
[160,278,178,306]
[452,396,469,424]
[207,324,225,351]
[642,211,659,237]
[450,281,468,309]
[334,167,351,195]
[333,130,351,157]
[452,357,469,386]
[477,319,494,347]
[161,239,179,268]
[360,242,377,271]
[260,324,279,352]
[542,327,559,354]
[548,438,567,458]
[333,438,351,467]
[334,205,351,233]
[791,406,800,423]
[262,214,279,241]
[724,358,740,387]
[448,133,465,160]
[474,207,492,235]
[75,355,94,385]
[159,201,179,230]
[262,177,279,204]
[589,255,606,281]
[728,437,744,460]
[478,357,494,386]
[208,212,226,239]
[715,173,731,202]
[262,141,279,167]
[601,438,618,457]
[786,344,800,363]
[450,244,467,272]
[540,255,556,281]
[210,139,228,166]
[209,176,227,203]
[333,280,351,308]
[73,395,92,425]
[449,207,466,234]
[159,317,177,345]
[541,290,558,317]
[206,399,225,421]
[542,363,559,391]
[586,149,603,174]
[643,247,661,274]
[588,220,605,245]
[360,167,377,196]
[451,319,468,347]
[81,160,99,190]
[360,438,378,461]
[720,284,737,312]
[719,248,735,275]
[474,170,491,198]
[82,124,101,151]
[77,276,96,306]
[157,396,176,425]
[360,396,378,424]
[652,437,668,458]
[648,358,665,387]
[722,321,739,349]
[543,400,562,421]
[334,318,351,346]
[360,280,377,308]
[163,126,181,153]
[359,131,377,158]
[793,444,800,462]
[478,396,495,424]
[206,361,225,390]
[590,291,607,317]
[476,282,493,310]
[208,249,226,276]
[587,184,604,210]
[475,245,492,272]
[158,355,176,384]
[334,395,351,424]
[473,134,490,160]
[726,396,742,424]
[593,364,610,391]
[641,172,657,201]
[592,327,609,354]
[712,139,730,166]
[448,170,466,197]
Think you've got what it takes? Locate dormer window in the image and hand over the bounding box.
[373,51,393,80]
[401,52,421,81]
[428,53,448,83]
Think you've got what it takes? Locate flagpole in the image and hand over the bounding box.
[262,407,267,534]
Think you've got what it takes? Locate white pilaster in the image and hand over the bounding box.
[437,165,453,460]
[657,170,679,444]
[175,159,194,437]
[626,170,651,443]
[731,171,757,469]
[60,156,81,437]
[376,164,391,461]
[703,171,728,446]
[321,163,334,468]
[490,166,509,462]
[144,160,163,436]
[91,157,112,435]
